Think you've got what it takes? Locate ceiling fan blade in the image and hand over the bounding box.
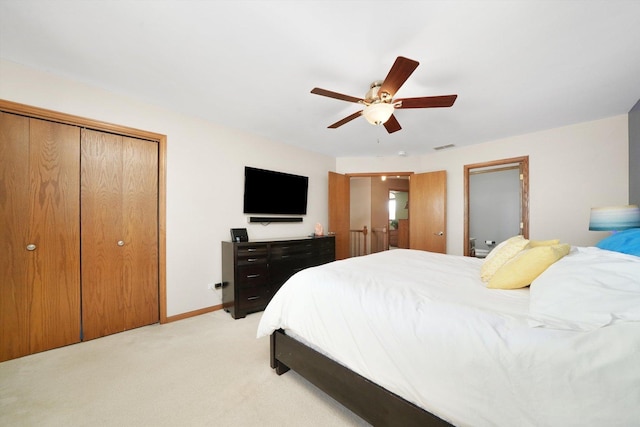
[383,114,402,134]
[395,95,458,109]
[328,111,363,128]
[379,56,419,98]
[311,88,364,104]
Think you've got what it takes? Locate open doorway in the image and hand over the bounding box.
[348,175,409,255]
[463,156,529,257]
[330,170,446,259]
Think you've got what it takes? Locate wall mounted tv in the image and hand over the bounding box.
[243,166,309,215]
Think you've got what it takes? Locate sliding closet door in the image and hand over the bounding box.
[81,129,158,340]
[0,113,81,362]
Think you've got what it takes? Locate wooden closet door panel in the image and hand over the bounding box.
[0,112,31,361]
[27,118,81,354]
[121,136,159,329]
[81,129,125,340]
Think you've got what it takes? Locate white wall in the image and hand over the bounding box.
[350,177,371,230]
[0,60,335,317]
[338,115,629,254]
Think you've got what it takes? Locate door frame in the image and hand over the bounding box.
[330,171,449,257]
[0,99,169,324]
[329,172,413,259]
[463,156,529,256]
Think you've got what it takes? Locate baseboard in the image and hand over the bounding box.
[164,304,223,323]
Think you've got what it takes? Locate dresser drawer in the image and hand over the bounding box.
[315,238,335,251]
[237,286,270,311]
[237,244,268,257]
[237,257,267,267]
[271,242,314,260]
[236,265,268,287]
[236,245,268,266]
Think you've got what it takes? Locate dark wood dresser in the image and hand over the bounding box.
[221,235,335,319]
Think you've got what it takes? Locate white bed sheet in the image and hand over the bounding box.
[257,249,640,427]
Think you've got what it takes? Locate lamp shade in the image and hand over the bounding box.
[362,103,394,125]
[588,204,640,231]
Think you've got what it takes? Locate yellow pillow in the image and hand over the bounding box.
[488,243,571,289]
[480,235,529,282]
[527,239,560,248]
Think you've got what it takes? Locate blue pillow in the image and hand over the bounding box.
[596,228,640,256]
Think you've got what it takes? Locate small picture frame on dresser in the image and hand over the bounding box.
[230,228,248,242]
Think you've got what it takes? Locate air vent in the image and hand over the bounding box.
[433,144,455,151]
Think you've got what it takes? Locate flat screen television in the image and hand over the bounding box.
[243,166,309,215]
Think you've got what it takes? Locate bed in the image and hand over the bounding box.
[256,233,640,426]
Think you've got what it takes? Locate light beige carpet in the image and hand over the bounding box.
[0,310,370,426]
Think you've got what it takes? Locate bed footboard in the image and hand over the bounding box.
[270,329,452,427]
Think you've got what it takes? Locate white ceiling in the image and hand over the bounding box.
[1,1,640,158]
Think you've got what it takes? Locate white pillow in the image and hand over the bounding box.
[529,246,640,331]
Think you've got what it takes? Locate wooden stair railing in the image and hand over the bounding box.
[371,226,389,253]
[349,226,368,257]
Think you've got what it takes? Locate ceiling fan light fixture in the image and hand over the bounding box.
[310,56,457,134]
[362,103,395,126]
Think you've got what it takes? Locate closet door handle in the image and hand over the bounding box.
[26,244,37,251]
[433,231,444,236]
[117,240,125,246]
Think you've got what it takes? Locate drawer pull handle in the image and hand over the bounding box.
[248,248,257,252]
[247,258,257,262]
[281,255,290,258]
[247,296,260,301]
[247,274,261,278]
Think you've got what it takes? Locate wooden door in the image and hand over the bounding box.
[1,113,81,362]
[409,170,447,253]
[121,135,159,330]
[81,129,158,340]
[328,171,350,260]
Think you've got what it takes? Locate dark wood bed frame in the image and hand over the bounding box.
[270,329,453,427]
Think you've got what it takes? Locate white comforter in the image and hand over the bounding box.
[257,249,640,427]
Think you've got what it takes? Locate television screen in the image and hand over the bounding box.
[243,167,309,215]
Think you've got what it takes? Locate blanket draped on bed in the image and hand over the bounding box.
[257,249,640,427]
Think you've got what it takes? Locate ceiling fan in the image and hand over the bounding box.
[311,56,457,134]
